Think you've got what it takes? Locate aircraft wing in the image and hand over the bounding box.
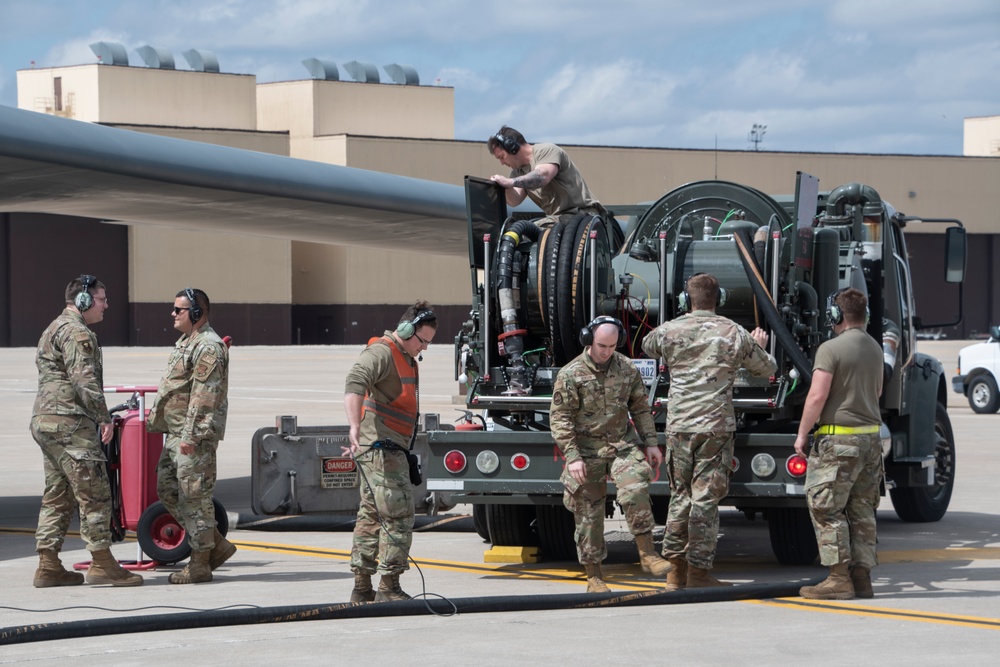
[0,104,492,257]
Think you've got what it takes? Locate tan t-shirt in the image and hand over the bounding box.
[510,143,600,216]
[814,327,883,426]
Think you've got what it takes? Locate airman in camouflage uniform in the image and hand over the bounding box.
[551,318,672,592]
[642,273,775,589]
[31,275,142,587]
[342,302,437,603]
[796,288,884,600]
[148,288,231,584]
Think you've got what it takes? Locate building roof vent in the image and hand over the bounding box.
[136,45,176,70]
[89,42,129,66]
[343,60,380,83]
[384,64,419,86]
[182,49,220,73]
[302,58,339,81]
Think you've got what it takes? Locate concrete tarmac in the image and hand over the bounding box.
[1,341,999,663]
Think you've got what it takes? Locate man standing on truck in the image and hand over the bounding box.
[795,287,883,600]
[488,125,606,226]
[642,273,775,589]
[148,288,233,585]
[550,316,673,593]
[341,303,437,603]
[31,275,143,587]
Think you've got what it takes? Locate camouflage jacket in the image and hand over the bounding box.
[148,324,229,443]
[550,350,657,464]
[642,311,776,434]
[32,308,111,424]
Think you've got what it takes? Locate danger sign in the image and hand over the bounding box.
[321,457,359,489]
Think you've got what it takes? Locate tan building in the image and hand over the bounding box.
[2,50,998,346]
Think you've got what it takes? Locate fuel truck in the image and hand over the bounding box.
[423,172,967,565]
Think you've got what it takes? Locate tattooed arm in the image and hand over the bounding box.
[491,162,559,206]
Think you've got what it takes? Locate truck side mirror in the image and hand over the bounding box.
[991,325,1000,342]
[944,226,966,284]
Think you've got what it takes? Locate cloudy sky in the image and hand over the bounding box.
[1,0,997,155]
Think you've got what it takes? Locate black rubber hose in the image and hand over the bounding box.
[555,214,585,364]
[544,222,568,363]
[0,579,820,646]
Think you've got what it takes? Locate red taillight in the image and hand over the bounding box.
[731,456,740,473]
[511,453,530,471]
[444,450,467,474]
[786,455,808,477]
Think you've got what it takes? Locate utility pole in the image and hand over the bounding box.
[748,123,767,151]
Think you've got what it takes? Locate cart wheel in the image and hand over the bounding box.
[137,499,230,564]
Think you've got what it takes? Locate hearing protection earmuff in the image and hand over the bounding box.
[495,132,520,155]
[397,309,437,339]
[677,273,727,313]
[184,287,203,323]
[75,275,97,312]
[579,316,627,348]
[826,287,869,327]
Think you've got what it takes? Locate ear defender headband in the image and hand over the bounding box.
[678,273,727,313]
[184,287,203,323]
[826,288,869,327]
[397,309,437,340]
[75,274,97,312]
[579,316,627,348]
[495,132,520,155]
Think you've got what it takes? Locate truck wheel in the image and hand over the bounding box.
[650,496,669,525]
[967,376,1000,414]
[890,402,956,522]
[536,505,577,561]
[767,507,818,565]
[485,503,538,547]
[472,504,491,542]
[137,499,229,564]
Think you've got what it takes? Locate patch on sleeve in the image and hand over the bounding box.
[73,332,94,355]
[552,391,564,406]
[194,350,219,382]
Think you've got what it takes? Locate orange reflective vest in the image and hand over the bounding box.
[361,335,418,437]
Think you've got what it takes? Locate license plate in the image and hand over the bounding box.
[632,358,658,386]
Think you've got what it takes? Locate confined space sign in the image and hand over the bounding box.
[321,457,359,489]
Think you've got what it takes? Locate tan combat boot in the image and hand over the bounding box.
[209,529,237,570]
[350,573,376,603]
[850,565,874,599]
[169,550,212,584]
[33,548,84,588]
[583,563,611,593]
[86,549,143,587]
[634,532,672,577]
[374,573,412,602]
[686,565,731,588]
[665,557,687,591]
[800,563,854,600]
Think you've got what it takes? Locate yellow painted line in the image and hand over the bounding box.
[750,598,1000,631]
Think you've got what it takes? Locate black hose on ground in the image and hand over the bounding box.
[0,579,820,646]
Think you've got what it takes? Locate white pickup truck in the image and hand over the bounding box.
[953,325,1000,413]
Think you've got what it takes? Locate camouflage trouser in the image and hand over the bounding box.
[561,447,655,564]
[31,415,114,552]
[156,435,218,552]
[805,433,882,568]
[351,448,414,576]
[663,432,734,569]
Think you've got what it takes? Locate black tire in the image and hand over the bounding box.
[536,504,577,561]
[967,375,1000,414]
[137,499,229,564]
[767,507,819,565]
[891,402,956,522]
[485,503,538,547]
[472,504,491,542]
[650,496,669,525]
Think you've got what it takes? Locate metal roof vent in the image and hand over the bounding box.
[182,49,220,73]
[343,60,380,83]
[302,58,339,81]
[89,42,129,66]
[136,45,176,70]
[384,64,419,85]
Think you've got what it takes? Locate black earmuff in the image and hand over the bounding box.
[826,288,869,327]
[678,273,727,313]
[579,316,627,348]
[184,287,203,323]
[397,309,436,339]
[495,132,520,155]
[75,274,96,312]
